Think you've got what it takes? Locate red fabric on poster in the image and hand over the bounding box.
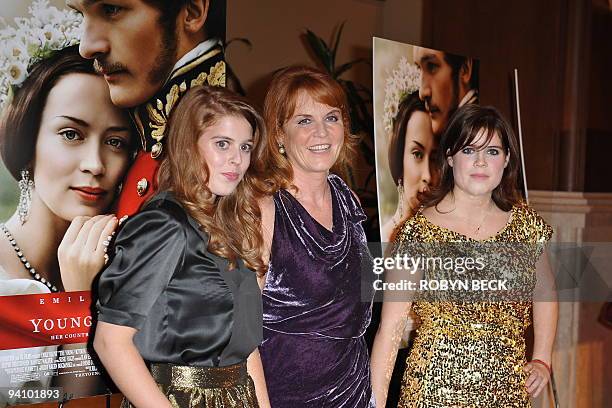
[115,150,160,218]
[0,291,93,350]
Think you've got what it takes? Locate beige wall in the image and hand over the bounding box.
[381,0,423,44]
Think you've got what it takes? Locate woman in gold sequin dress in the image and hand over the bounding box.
[371,105,558,407]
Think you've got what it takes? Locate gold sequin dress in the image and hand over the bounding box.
[396,203,553,407]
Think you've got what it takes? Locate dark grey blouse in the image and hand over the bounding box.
[96,192,262,367]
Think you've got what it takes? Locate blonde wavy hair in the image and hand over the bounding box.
[157,86,269,276]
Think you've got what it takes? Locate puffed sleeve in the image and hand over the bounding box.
[96,208,186,329]
[522,204,553,260]
[536,215,553,244]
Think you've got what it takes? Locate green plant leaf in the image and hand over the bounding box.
[343,81,373,134]
[351,82,374,99]
[335,57,370,79]
[331,21,346,71]
[304,29,333,73]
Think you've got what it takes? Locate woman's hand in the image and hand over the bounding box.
[523,360,551,397]
[58,214,118,291]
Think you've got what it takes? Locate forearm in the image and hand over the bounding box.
[247,348,271,408]
[371,333,398,407]
[370,302,410,408]
[531,252,558,363]
[94,324,171,408]
[531,300,558,363]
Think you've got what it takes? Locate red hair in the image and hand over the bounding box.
[262,65,358,188]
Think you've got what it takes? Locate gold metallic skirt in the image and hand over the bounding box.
[121,362,259,408]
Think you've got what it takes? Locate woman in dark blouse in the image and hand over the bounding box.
[94,86,271,408]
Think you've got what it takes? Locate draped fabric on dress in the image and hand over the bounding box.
[260,174,375,408]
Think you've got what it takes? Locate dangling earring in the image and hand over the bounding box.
[18,169,34,225]
[396,179,405,221]
[278,143,286,155]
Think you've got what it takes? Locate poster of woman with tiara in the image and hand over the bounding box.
[2,0,231,405]
[373,37,480,244]
[0,1,135,405]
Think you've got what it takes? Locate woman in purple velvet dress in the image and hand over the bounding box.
[258,65,375,407]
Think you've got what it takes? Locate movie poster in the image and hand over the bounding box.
[373,37,481,243]
[0,1,226,406]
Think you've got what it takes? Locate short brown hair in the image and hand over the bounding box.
[142,0,224,40]
[0,46,95,180]
[263,65,358,189]
[421,104,522,211]
[157,85,268,275]
[443,52,479,92]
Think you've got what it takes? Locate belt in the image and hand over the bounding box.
[150,362,248,389]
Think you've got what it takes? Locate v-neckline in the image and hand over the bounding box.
[283,180,338,234]
[418,205,516,242]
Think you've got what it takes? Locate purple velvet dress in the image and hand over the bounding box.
[260,175,375,407]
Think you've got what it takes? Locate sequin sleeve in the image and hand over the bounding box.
[96,208,186,330]
[535,213,553,244]
[522,204,553,259]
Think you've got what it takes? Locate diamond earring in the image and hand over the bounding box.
[18,169,34,225]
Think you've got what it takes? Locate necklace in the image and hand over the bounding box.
[473,202,495,235]
[0,223,59,292]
